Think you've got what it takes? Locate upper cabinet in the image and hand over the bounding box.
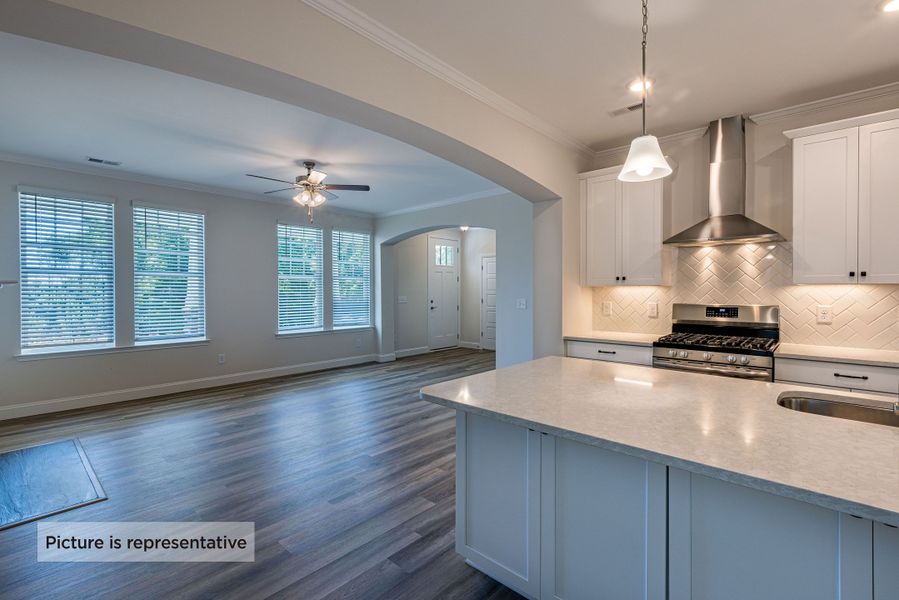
[579,167,671,287]
[789,112,899,284]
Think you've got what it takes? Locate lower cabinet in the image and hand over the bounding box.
[668,468,873,600]
[456,411,897,600]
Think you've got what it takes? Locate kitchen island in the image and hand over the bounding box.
[420,356,899,600]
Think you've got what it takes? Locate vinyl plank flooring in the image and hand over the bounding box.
[0,349,523,600]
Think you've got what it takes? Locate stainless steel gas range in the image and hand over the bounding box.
[652,304,780,381]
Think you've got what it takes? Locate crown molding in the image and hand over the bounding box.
[749,80,899,124]
[376,187,508,218]
[302,0,593,158]
[0,151,375,219]
[592,126,708,165]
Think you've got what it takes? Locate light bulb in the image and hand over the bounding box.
[628,78,653,94]
[883,0,899,11]
[310,191,327,207]
[635,165,653,177]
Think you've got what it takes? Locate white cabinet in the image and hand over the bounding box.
[775,357,899,395]
[874,521,899,599]
[540,436,666,600]
[668,469,873,600]
[791,115,899,284]
[579,167,670,286]
[564,340,652,366]
[455,412,541,598]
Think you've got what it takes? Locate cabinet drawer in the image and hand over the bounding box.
[566,340,652,366]
[776,358,899,394]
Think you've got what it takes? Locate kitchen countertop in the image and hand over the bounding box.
[563,330,660,347]
[420,356,899,526]
[776,342,899,369]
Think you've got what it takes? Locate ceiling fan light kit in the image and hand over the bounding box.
[618,0,672,183]
[246,161,371,223]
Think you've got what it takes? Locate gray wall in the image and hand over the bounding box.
[0,159,374,418]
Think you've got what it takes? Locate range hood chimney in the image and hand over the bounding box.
[663,116,784,247]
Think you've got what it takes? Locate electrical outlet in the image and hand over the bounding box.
[516,298,527,310]
[217,353,226,364]
[354,335,362,348]
[397,296,408,304]
[648,302,659,318]
[816,305,833,325]
[602,301,612,317]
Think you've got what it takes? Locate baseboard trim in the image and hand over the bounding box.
[0,353,379,421]
[376,353,396,363]
[459,341,481,350]
[395,346,430,358]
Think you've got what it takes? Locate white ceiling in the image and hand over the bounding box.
[342,0,899,150]
[0,33,504,215]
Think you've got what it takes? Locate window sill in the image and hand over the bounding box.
[16,338,211,361]
[276,326,373,339]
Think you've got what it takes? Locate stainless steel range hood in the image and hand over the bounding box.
[663,116,784,247]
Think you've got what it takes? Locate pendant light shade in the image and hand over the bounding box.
[618,134,671,182]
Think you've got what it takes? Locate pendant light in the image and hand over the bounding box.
[618,0,672,182]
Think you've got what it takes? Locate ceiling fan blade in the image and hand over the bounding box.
[263,187,298,194]
[307,170,328,185]
[323,184,370,191]
[322,190,339,201]
[246,173,297,185]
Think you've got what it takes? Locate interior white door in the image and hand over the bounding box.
[792,127,859,284]
[480,255,496,351]
[428,235,459,350]
[621,179,663,285]
[859,119,899,284]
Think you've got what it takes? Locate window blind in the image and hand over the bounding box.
[277,223,323,332]
[19,191,115,352]
[133,206,206,343]
[332,230,371,328]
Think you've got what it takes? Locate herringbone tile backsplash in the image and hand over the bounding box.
[592,243,899,350]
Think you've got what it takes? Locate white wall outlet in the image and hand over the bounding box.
[217,353,226,364]
[397,295,408,304]
[648,302,659,318]
[516,298,527,310]
[602,301,612,317]
[816,305,833,325]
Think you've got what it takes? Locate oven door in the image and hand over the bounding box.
[653,357,773,381]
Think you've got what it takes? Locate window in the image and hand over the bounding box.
[277,223,323,332]
[19,191,115,352]
[434,244,455,266]
[332,230,371,328]
[133,206,206,343]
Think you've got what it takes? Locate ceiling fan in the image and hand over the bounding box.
[246,161,371,222]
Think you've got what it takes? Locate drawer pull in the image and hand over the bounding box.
[597,349,617,355]
[833,373,869,380]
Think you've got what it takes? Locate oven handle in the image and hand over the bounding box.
[653,358,772,380]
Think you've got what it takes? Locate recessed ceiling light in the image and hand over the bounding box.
[883,0,899,11]
[627,77,653,94]
[460,225,470,232]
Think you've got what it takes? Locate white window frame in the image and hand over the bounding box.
[331,228,373,330]
[276,222,325,334]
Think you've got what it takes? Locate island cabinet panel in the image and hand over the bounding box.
[874,522,899,599]
[668,468,873,600]
[455,412,541,599]
[539,436,666,600]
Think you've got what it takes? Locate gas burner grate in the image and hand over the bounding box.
[656,333,778,353]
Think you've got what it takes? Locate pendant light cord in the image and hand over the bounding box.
[641,0,648,136]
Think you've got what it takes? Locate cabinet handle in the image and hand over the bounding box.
[849,271,855,277]
[597,349,617,355]
[833,373,868,380]
[860,271,867,277]
[615,276,620,281]
[621,276,627,281]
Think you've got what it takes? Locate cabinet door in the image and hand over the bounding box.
[583,174,620,286]
[621,179,665,285]
[455,412,540,598]
[540,436,666,600]
[792,127,859,284]
[668,469,872,600]
[874,521,899,599]
[859,119,899,284]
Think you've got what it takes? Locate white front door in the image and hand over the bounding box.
[428,235,459,350]
[480,255,496,351]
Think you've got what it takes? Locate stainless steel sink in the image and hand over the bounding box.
[777,392,899,428]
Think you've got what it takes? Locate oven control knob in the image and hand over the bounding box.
[678,351,689,359]
[702,352,711,361]
[726,355,737,364]
[668,350,677,358]
[740,356,751,365]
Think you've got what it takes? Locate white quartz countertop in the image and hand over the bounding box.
[563,330,660,346]
[776,343,899,369]
[420,356,899,526]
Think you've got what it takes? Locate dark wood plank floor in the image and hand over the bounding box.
[0,348,523,600]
